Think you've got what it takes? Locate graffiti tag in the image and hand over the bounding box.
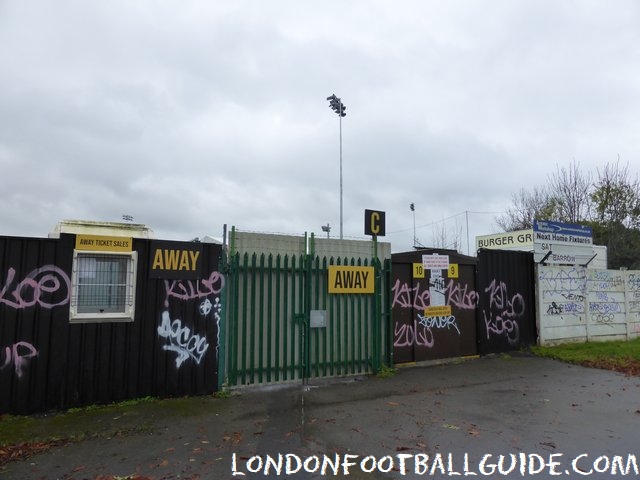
[1,341,38,378]
[157,311,209,368]
[163,271,225,307]
[482,279,525,345]
[0,265,70,309]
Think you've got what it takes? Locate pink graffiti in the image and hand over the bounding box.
[485,279,525,317]
[393,320,434,348]
[444,280,479,310]
[483,279,525,344]
[0,265,71,309]
[392,278,480,311]
[391,279,431,310]
[1,341,38,378]
[163,271,225,307]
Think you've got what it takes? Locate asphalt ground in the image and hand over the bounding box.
[1,352,639,480]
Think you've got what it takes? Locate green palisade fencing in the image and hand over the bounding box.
[223,251,391,387]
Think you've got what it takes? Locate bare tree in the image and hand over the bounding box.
[547,159,592,223]
[495,186,556,231]
[431,221,463,251]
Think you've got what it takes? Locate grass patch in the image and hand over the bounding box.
[376,364,398,378]
[531,337,640,375]
[0,395,225,449]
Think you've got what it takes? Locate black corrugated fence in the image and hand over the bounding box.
[0,234,222,414]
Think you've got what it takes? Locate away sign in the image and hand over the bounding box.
[328,266,375,294]
[150,240,203,279]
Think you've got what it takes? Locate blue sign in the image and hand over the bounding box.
[533,220,592,245]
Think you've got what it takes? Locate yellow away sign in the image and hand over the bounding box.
[328,266,375,294]
[75,234,132,252]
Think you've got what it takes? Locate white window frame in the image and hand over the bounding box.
[69,250,137,323]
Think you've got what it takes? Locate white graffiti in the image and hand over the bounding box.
[417,314,460,335]
[212,297,222,359]
[199,298,212,316]
[157,311,209,368]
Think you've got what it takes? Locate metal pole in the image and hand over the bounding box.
[466,210,470,256]
[327,94,346,240]
[339,105,343,239]
[413,209,416,247]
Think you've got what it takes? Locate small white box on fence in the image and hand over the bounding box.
[310,310,327,328]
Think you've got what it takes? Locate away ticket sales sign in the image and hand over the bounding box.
[533,220,594,265]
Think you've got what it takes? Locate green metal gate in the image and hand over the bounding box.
[220,242,392,388]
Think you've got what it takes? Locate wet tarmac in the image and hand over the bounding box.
[2,353,639,479]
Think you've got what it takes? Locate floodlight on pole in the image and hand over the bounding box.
[326,94,346,239]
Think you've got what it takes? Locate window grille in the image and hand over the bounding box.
[70,251,137,322]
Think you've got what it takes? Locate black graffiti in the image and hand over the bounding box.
[547,302,563,315]
[561,292,585,302]
[594,313,615,327]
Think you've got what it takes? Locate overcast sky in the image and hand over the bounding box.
[1,1,639,254]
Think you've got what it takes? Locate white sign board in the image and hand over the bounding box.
[476,229,533,251]
[534,242,596,265]
[533,220,595,266]
[422,254,449,270]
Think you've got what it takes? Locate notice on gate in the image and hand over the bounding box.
[424,305,452,317]
[328,266,375,294]
[422,254,449,271]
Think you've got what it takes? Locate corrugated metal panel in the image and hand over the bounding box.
[475,249,537,354]
[391,249,478,363]
[0,234,222,414]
